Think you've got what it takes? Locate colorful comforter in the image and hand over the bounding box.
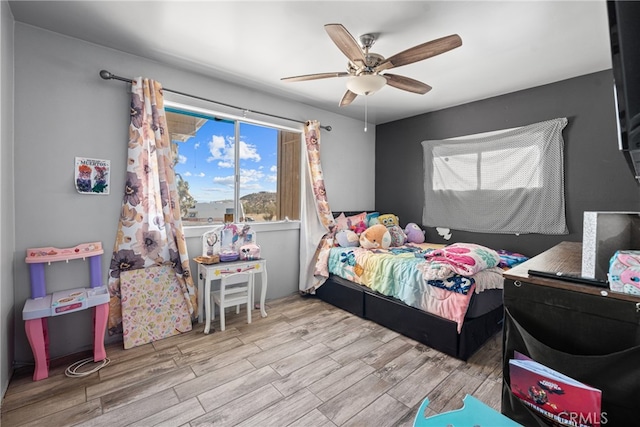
[327,242,517,332]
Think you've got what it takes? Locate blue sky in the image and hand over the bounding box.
[174,118,278,203]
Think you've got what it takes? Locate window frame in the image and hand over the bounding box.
[165,100,303,227]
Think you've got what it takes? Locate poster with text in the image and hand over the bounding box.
[75,157,110,195]
[510,352,602,427]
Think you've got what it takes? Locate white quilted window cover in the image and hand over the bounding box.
[422,117,568,235]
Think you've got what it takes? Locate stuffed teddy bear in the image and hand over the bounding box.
[335,229,360,247]
[405,223,426,244]
[359,224,391,250]
[378,213,400,228]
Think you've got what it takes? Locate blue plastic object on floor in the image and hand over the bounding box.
[413,394,522,427]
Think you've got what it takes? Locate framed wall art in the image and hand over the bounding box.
[75,157,110,195]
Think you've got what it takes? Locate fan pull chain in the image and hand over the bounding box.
[364,96,368,132]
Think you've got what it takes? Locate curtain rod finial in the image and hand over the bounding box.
[99,70,112,80]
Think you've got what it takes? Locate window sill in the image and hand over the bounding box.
[183,220,301,239]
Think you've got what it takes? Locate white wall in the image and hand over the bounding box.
[11,23,375,364]
[1,0,15,400]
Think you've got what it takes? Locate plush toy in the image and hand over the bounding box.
[378,213,400,228]
[388,225,407,247]
[405,223,426,244]
[359,224,391,250]
[239,243,261,260]
[336,229,360,247]
[351,220,367,235]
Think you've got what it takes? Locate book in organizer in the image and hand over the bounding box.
[509,352,602,427]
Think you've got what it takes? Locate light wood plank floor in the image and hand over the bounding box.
[1,293,503,426]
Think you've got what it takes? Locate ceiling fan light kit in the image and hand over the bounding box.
[346,74,387,96]
[281,23,462,107]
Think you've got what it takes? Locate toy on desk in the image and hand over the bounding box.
[413,394,522,427]
[219,224,240,262]
[22,241,109,381]
[238,225,260,260]
[608,250,640,295]
[200,224,258,263]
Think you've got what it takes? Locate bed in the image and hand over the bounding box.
[314,212,526,361]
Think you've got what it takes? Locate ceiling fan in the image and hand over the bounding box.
[281,24,462,106]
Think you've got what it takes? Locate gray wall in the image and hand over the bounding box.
[10,23,375,366]
[376,70,640,257]
[1,0,14,399]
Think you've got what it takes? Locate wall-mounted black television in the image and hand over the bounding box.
[608,1,640,183]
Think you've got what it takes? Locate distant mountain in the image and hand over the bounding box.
[241,192,276,218]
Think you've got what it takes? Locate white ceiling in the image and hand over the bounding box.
[8,1,613,125]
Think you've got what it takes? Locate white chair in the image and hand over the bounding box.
[207,272,252,333]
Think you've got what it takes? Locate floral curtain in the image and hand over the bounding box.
[299,120,336,292]
[107,77,196,335]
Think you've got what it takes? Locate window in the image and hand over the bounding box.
[432,145,541,191]
[422,118,568,235]
[165,104,301,226]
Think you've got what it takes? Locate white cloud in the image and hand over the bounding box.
[270,165,277,173]
[239,140,261,162]
[211,169,267,190]
[178,154,187,164]
[206,134,261,166]
[242,183,262,191]
[213,175,235,187]
[240,168,264,184]
[195,186,234,200]
[206,135,228,162]
[181,171,205,178]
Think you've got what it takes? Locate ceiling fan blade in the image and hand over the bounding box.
[339,90,358,107]
[281,72,350,82]
[383,73,432,94]
[376,34,462,72]
[325,23,366,66]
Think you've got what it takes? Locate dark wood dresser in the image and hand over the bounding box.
[501,241,640,425]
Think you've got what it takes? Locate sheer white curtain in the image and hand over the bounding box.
[299,121,336,292]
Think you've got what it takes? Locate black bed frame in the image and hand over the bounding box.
[316,211,504,360]
[315,275,504,361]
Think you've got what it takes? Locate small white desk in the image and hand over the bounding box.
[197,259,268,330]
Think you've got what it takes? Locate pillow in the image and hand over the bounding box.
[347,211,367,226]
[366,212,380,227]
[334,212,348,231]
[335,211,368,231]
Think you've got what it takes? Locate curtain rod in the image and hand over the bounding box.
[99,70,332,131]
